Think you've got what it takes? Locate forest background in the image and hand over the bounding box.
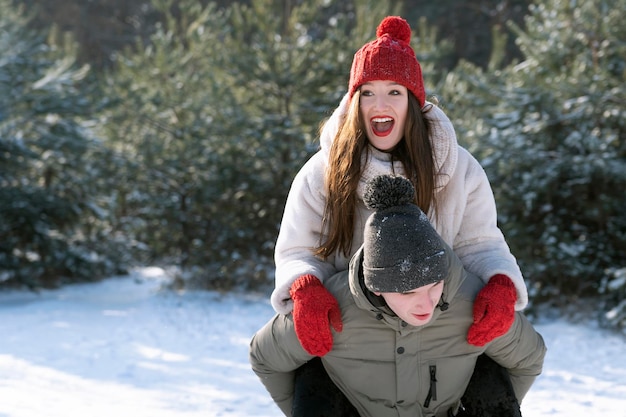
[1,0,625,331]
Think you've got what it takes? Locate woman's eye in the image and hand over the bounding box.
[361,90,373,96]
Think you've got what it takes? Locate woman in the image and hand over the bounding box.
[271,15,527,355]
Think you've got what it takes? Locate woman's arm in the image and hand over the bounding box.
[450,148,528,311]
[271,152,338,314]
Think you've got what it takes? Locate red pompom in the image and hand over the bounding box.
[376,16,411,43]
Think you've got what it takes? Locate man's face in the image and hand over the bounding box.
[376,280,444,326]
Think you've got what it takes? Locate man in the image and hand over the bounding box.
[250,175,546,417]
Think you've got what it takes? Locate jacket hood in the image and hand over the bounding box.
[348,242,466,328]
[319,93,459,191]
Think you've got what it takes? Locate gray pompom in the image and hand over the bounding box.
[363,175,415,211]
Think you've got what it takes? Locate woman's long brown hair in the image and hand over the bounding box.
[315,90,437,259]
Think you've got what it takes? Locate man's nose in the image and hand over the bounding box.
[414,293,434,310]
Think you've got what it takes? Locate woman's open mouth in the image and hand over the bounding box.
[371,116,394,137]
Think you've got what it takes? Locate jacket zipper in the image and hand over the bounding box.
[423,365,437,408]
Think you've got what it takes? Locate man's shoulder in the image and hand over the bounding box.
[325,270,351,300]
[455,270,484,304]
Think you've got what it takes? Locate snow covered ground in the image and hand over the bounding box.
[0,267,624,417]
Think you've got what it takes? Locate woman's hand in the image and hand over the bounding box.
[467,274,517,346]
[289,274,343,356]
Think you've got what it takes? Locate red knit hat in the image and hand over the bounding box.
[348,16,425,107]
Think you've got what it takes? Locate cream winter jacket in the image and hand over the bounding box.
[252,244,546,417]
[271,95,528,314]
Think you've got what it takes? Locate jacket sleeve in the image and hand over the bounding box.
[271,153,338,314]
[249,314,314,416]
[450,148,529,310]
[484,312,547,402]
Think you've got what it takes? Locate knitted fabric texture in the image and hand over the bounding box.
[349,16,425,106]
[289,274,343,356]
[362,175,448,293]
[467,274,517,346]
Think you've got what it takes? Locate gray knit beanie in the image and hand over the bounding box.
[362,175,449,293]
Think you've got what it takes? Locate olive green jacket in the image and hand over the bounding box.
[250,246,546,417]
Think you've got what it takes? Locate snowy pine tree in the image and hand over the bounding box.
[0,1,127,288]
[445,0,626,314]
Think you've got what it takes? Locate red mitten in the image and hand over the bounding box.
[467,274,517,347]
[289,274,343,356]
